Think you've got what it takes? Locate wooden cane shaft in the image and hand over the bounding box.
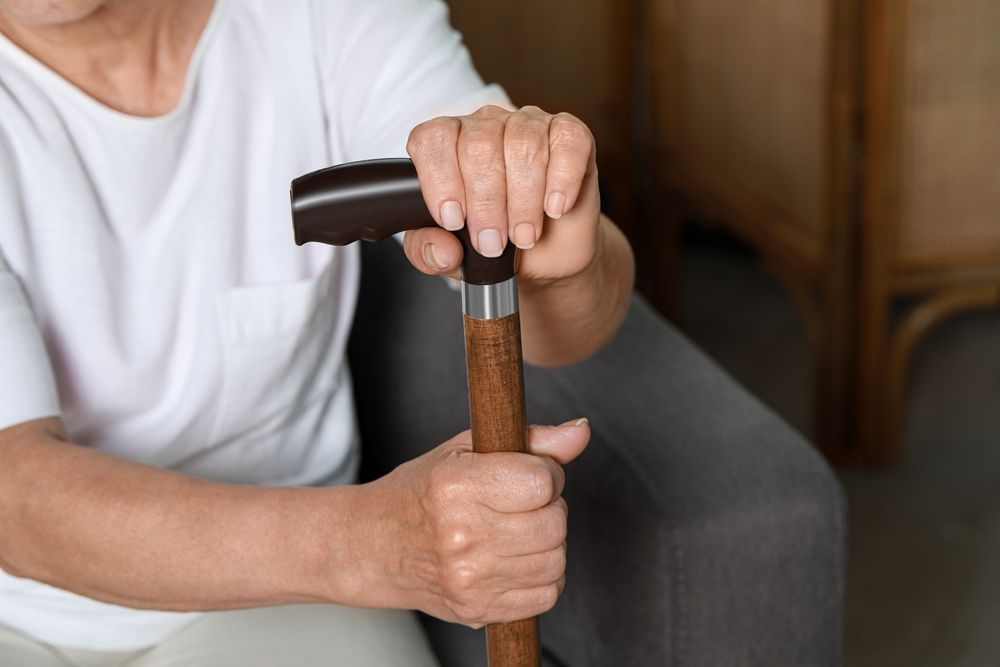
[464,313,529,454]
[488,617,541,667]
[463,312,540,667]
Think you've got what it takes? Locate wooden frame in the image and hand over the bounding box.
[856,0,1000,461]
[650,0,863,458]
[651,0,1000,462]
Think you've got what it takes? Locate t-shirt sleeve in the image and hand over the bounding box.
[314,0,513,162]
[0,251,61,430]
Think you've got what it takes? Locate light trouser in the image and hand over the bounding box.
[0,604,439,667]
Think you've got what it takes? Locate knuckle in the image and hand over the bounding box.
[475,104,509,118]
[505,134,546,167]
[425,487,477,556]
[551,115,593,148]
[541,584,561,611]
[408,117,456,154]
[552,463,566,493]
[460,136,503,171]
[442,561,478,594]
[435,523,472,556]
[445,596,487,625]
[553,497,569,521]
[552,111,585,127]
[536,505,567,545]
[528,467,554,503]
[428,451,474,489]
[551,547,567,578]
[426,468,459,504]
[551,514,568,543]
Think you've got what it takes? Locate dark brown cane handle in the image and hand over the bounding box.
[291,159,515,285]
[464,313,541,667]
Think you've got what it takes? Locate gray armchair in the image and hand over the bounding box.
[348,241,845,666]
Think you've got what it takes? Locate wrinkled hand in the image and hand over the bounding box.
[355,419,589,627]
[403,105,601,285]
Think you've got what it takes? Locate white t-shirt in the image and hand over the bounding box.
[0,0,507,651]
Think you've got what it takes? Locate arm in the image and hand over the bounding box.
[0,416,587,625]
[0,417,342,611]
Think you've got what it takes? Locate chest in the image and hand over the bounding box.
[0,37,357,465]
[1,33,344,306]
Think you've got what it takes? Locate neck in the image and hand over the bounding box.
[0,0,215,117]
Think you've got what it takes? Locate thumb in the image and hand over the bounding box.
[527,418,591,465]
[402,227,463,278]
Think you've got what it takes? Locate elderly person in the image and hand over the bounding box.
[0,0,844,665]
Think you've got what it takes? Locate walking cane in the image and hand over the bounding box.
[290,158,541,667]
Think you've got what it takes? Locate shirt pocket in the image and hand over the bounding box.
[209,267,343,475]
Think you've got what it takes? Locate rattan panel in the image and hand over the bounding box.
[895,0,1000,265]
[673,0,829,253]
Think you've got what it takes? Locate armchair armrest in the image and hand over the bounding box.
[348,241,845,666]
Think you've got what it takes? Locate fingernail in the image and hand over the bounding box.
[545,192,566,219]
[513,223,536,249]
[477,229,504,257]
[562,417,589,427]
[440,201,465,231]
[423,244,447,270]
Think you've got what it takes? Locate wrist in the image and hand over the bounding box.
[295,479,429,612]
[286,484,373,605]
[518,217,633,367]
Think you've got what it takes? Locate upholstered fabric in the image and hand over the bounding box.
[348,241,846,666]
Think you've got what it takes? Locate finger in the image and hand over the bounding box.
[496,544,566,589]
[470,451,565,513]
[407,116,467,231]
[490,499,568,556]
[403,227,463,277]
[527,419,591,465]
[457,106,510,257]
[487,583,562,623]
[544,113,594,219]
[504,106,551,250]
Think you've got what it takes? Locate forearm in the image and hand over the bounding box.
[0,418,355,612]
[519,215,635,367]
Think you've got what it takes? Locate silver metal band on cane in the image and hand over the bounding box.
[462,276,519,320]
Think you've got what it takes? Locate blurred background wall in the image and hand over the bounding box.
[445,0,641,243]
[445,1,1000,664]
